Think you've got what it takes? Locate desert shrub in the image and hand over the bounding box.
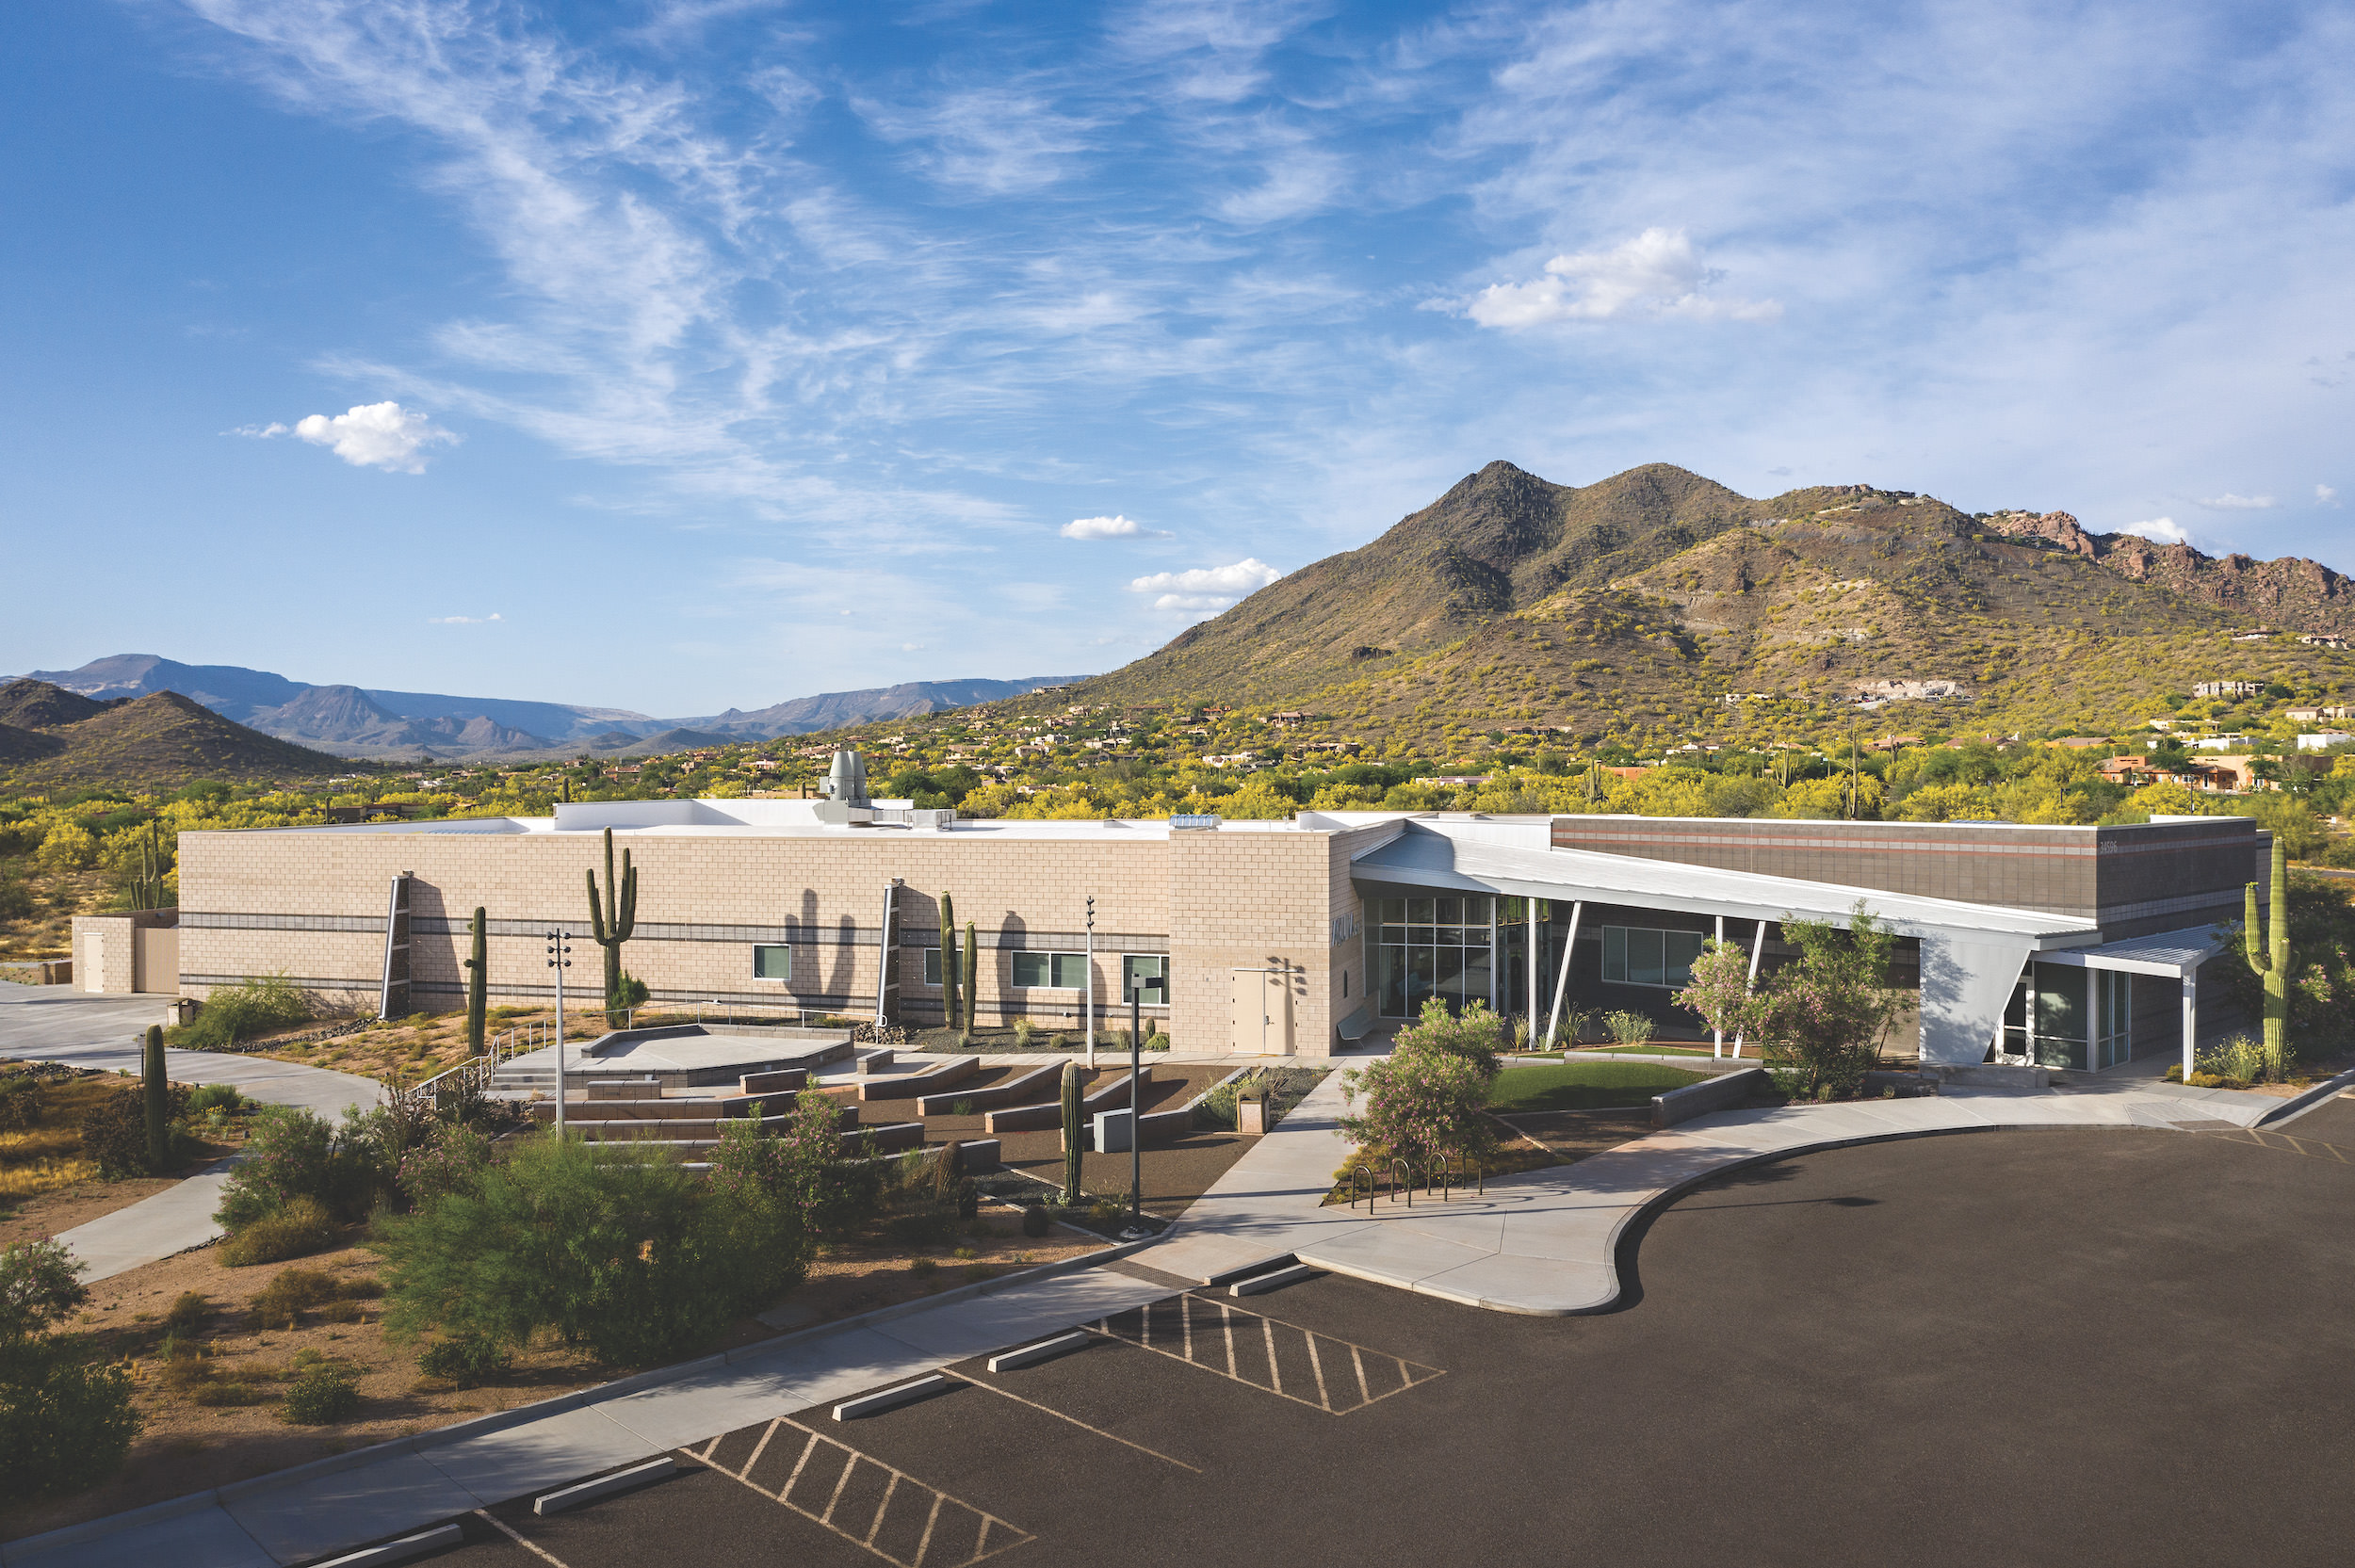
[251,1266,342,1328]
[77,1085,192,1177]
[0,1075,38,1131]
[1390,997,1506,1077]
[1551,1008,1600,1048]
[396,1120,495,1207]
[2198,1035,2266,1086]
[1020,1204,1050,1237]
[374,1135,810,1368]
[1011,1017,1036,1045]
[281,1363,360,1425]
[1194,1071,1256,1130]
[162,1291,212,1332]
[416,1333,512,1387]
[216,1106,382,1231]
[169,974,314,1050]
[1087,1197,1125,1230]
[186,1083,247,1116]
[219,1197,339,1268]
[1603,1010,1652,1046]
[0,1239,140,1504]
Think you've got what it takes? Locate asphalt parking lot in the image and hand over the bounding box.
[426,1123,2355,1568]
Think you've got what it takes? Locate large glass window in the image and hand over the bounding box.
[1122,955,1168,1004]
[752,944,791,980]
[1013,951,1089,989]
[2002,963,2130,1070]
[1600,927,1705,989]
[1372,894,1495,1017]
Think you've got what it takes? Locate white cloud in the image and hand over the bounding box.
[1128,557,1283,611]
[2319,484,2340,506]
[1062,514,1170,540]
[2119,517,2191,546]
[428,612,503,624]
[901,641,924,652]
[287,402,459,473]
[1468,229,1781,329]
[2196,492,2278,510]
[229,421,289,438]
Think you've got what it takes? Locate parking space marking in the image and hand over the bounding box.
[950,1372,1203,1473]
[1091,1295,1443,1415]
[2213,1127,2355,1164]
[692,1416,1033,1568]
[474,1508,573,1567]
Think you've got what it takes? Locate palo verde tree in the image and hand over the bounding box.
[585,827,639,1023]
[2243,834,2291,1060]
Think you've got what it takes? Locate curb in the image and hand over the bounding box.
[1,1231,1161,1566]
[2251,1063,2355,1129]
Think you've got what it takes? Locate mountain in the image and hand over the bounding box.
[14,655,658,752]
[0,678,114,729]
[0,684,346,788]
[1985,510,2355,634]
[7,657,1083,759]
[1050,463,2355,746]
[678,677,1084,737]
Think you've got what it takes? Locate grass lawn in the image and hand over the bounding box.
[1488,1060,1708,1113]
[1577,1043,1721,1058]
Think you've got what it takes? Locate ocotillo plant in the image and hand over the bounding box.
[586,826,638,1021]
[463,906,488,1056]
[1060,1061,1083,1204]
[2243,834,2292,1059]
[939,891,961,1033]
[961,920,979,1043]
[142,1024,168,1172]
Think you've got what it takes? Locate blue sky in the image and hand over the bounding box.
[3,0,2349,717]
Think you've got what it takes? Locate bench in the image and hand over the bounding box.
[1336,1003,1373,1044]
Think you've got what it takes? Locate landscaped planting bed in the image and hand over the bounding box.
[1486,1061,1709,1114]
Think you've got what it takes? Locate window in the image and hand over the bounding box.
[1013,951,1089,989]
[1122,954,1168,1004]
[1371,893,1495,1018]
[1600,927,1705,989]
[922,947,942,986]
[752,944,791,980]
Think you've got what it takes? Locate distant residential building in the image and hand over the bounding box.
[2295,733,2355,752]
[2192,680,2261,698]
[1414,773,1494,787]
[2286,707,2353,721]
[2297,634,2350,649]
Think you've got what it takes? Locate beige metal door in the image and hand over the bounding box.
[1232,966,1294,1056]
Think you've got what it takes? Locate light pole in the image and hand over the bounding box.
[1083,896,1096,1069]
[546,929,573,1135]
[1128,987,1144,1236]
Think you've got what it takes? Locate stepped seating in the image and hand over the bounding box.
[858,1056,980,1102]
[984,1066,1150,1135]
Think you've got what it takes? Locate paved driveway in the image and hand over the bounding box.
[404,1125,2355,1568]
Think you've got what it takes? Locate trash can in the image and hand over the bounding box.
[1237,1088,1269,1137]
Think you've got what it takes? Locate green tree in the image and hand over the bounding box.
[0,1239,141,1505]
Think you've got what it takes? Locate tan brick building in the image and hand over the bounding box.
[164,783,2267,1070]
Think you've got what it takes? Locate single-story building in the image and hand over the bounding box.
[147,753,2265,1071]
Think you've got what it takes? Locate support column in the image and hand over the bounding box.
[2086,962,2102,1074]
[2182,970,2199,1080]
[1713,914,1726,1059]
[1528,898,1540,1043]
[1545,901,1584,1049]
[1729,919,1766,1059]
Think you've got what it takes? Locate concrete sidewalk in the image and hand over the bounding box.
[3,985,385,1281]
[2,1252,1173,1568]
[1143,1063,2296,1316]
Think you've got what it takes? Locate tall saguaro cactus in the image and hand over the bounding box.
[586,827,638,1018]
[142,1024,169,1172]
[961,919,979,1043]
[939,892,962,1034]
[1060,1061,1083,1204]
[2243,834,2292,1057]
[463,906,488,1056]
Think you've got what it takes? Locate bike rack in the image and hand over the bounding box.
[1389,1156,1413,1206]
[1346,1165,1374,1212]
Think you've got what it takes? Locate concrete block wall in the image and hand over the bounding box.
[71,914,138,995]
[1165,828,1348,1056]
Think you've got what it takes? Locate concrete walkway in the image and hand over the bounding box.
[0,986,384,1281]
[1146,1061,2304,1316]
[2,1253,1173,1568]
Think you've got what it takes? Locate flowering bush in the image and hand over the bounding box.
[1338,1026,1500,1169]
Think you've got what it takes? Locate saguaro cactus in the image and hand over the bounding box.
[1060,1061,1083,1204]
[961,920,979,1043]
[586,826,638,1018]
[142,1024,169,1172]
[939,892,961,1034]
[463,906,488,1056]
[2243,834,2292,1059]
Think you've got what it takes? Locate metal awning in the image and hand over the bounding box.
[1349,823,2099,947]
[2028,925,2231,978]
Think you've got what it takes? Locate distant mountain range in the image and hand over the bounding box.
[0,682,344,789]
[3,655,1082,759]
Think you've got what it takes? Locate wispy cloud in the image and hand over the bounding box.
[2319,485,2340,507]
[429,611,503,623]
[2198,493,2279,510]
[1062,514,1170,540]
